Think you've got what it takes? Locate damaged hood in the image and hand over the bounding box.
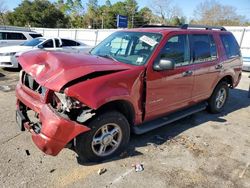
[18,50,132,91]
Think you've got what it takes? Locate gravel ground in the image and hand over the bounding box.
[0,68,249,188]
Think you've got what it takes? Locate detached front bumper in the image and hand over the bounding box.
[16,83,91,156]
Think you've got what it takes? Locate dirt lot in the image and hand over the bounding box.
[0,68,249,188]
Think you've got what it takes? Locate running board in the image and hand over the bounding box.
[132,102,207,135]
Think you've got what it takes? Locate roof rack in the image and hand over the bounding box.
[0,25,32,32]
[141,24,227,31]
[140,24,179,28]
[181,24,226,31]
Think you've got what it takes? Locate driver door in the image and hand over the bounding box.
[145,34,195,121]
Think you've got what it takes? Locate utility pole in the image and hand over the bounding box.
[101,16,104,29]
[132,14,134,28]
[101,13,105,29]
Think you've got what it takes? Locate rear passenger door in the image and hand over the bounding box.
[191,34,220,102]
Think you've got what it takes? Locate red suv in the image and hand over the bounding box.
[16,24,242,162]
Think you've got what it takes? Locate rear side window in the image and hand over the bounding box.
[220,34,240,58]
[161,34,190,67]
[61,39,80,47]
[6,32,27,40]
[29,33,43,38]
[0,32,4,40]
[192,34,217,63]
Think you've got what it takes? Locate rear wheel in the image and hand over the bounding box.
[208,81,229,113]
[75,111,130,162]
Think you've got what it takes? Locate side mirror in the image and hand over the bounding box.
[37,44,44,49]
[153,58,175,71]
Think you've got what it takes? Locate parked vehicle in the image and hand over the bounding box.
[0,37,92,68]
[15,24,242,162]
[0,25,42,47]
[242,56,250,71]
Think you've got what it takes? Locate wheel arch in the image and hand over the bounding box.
[220,75,234,88]
[96,100,136,126]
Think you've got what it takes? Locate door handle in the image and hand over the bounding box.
[182,70,193,77]
[215,64,223,69]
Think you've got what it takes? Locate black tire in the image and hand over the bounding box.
[208,81,229,114]
[75,111,130,163]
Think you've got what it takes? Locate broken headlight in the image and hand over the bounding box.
[53,92,85,112]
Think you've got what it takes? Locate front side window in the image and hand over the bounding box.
[90,32,162,66]
[160,34,190,67]
[192,34,217,63]
[42,39,54,48]
[6,32,27,40]
[220,34,240,58]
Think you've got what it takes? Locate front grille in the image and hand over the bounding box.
[23,72,40,91]
[22,71,46,95]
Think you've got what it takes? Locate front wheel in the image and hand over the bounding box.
[75,111,130,162]
[208,81,229,114]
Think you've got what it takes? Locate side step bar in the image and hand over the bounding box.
[132,102,207,135]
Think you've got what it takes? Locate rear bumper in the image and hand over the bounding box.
[16,83,90,156]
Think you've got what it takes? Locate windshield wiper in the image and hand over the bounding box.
[97,54,118,62]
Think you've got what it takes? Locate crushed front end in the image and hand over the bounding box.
[15,70,94,155]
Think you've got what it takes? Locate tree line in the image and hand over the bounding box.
[0,0,249,28]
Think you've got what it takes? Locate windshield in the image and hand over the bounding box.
[21,38,45,46]
[90,31,162,65]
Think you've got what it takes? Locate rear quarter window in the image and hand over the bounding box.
[62,39,80,47]
[220,34,240,58]
[29,33,43,38]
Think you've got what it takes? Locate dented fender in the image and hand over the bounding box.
[65,67,146,124]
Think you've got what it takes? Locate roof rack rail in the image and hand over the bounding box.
[0,25,32,32]
[140,24,180,28]
[140,24,227,31]
[180,24,226,31]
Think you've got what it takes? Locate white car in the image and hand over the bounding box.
[0,26,42,47]
[0,37,92,69]
[242,56,250,71]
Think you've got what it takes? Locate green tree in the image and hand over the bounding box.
[7,0,69,27]
[135,7,153,27]
[0,0,7,25]
[56,0,84,27]
[83,0,100,28]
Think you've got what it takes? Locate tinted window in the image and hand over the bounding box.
[6,32,27,40]
[42,39,54,48]
[192,34,217,63]
[55,39,61,47]
[220,34,240,58]
[0,32,4,40]
[29,33,43,38]
[161,35,190,67]
[62,39,79,46]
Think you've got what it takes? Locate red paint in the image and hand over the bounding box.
[16,28,242,156]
